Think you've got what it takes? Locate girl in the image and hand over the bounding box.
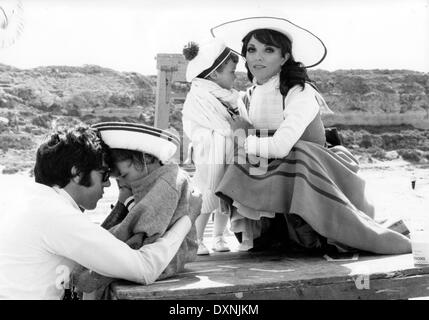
[182,38,250,254]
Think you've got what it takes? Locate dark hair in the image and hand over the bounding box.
[34,126,108,188]
[214,52,239,73]
[198,51,239,79]
[107,149,160,173]
[241,29,312,96]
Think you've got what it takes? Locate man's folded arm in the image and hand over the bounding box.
[43,211,191,285]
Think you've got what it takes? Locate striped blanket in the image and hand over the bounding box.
[215,140,411,254]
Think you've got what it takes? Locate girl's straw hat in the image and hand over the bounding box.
[92,122,180,163]
[210,16,327,68]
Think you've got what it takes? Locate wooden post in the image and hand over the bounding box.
[155,54,189,162]
[155,54,187,129]
[154,66,175,129]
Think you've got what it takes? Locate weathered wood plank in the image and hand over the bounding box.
[111,253,429,300]
[154,53,188,129]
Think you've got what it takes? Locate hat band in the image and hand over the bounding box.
[93,123,180,146]
[198,47,232,79]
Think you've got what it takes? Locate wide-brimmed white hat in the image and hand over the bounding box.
[184,38,235,82]
[92,122,180,163]
[210,16,327,68]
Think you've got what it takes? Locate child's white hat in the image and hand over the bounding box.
[92,122,180,163]
[183,38,234,82]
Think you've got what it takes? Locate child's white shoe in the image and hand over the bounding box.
[238,240,253,252]
[212,236,230,252]
[197,240,210,255]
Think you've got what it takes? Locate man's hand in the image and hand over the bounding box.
[117,180,133,204]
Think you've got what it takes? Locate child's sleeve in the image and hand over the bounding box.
[111,178,181,243]
[100,201,129,230]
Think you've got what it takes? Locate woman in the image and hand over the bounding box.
[72,122,202,299]
[211,17,411,254]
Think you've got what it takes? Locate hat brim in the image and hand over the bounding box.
[92,122,180,163]
[210,16,327,68]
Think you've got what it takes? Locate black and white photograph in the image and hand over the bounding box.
[0,0,428,305]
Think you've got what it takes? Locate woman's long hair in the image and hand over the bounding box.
[241,29,312,96]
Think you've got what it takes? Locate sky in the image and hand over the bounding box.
[0,0,428,75]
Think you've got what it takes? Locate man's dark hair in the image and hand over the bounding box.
[34,126,108,188]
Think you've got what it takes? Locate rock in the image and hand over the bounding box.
[360,134,374,148]
[2,167,19,174]
[385,150,399,160]
[0,116,9,125]
[397,149,422,162]
[0,95,18,109]
[22,125,33,133]
[357,154,373,164]
[32,114,52,128]
[31,128,45,135]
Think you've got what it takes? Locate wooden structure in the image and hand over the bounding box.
[154,53,188,129]
[110,252,429,300]
[154,53,190,162]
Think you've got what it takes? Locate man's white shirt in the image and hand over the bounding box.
[0,182,190,300]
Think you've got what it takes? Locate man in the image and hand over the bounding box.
[0,126,196,299]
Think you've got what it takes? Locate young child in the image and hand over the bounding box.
[71,122,202,299]
[182,38,250,255]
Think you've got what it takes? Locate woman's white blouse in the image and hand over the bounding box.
[245,74,320,158]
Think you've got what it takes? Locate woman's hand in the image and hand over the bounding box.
[230,116,252,133]
[117,179,133,204]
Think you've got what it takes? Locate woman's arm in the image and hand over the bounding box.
[245,85,320,158]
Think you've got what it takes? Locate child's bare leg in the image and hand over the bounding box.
[213,209,230,252]
[195,212,212,255]
[213,209,229,237]
[195,212,211,240]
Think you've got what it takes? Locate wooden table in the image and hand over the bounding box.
[110,251,429,300]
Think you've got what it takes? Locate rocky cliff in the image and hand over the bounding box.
[0,64,428,173]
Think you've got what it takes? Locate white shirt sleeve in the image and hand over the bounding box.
[43,209,191,285]
[245,85,319,158]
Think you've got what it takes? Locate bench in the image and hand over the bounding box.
[110,251,429,300]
